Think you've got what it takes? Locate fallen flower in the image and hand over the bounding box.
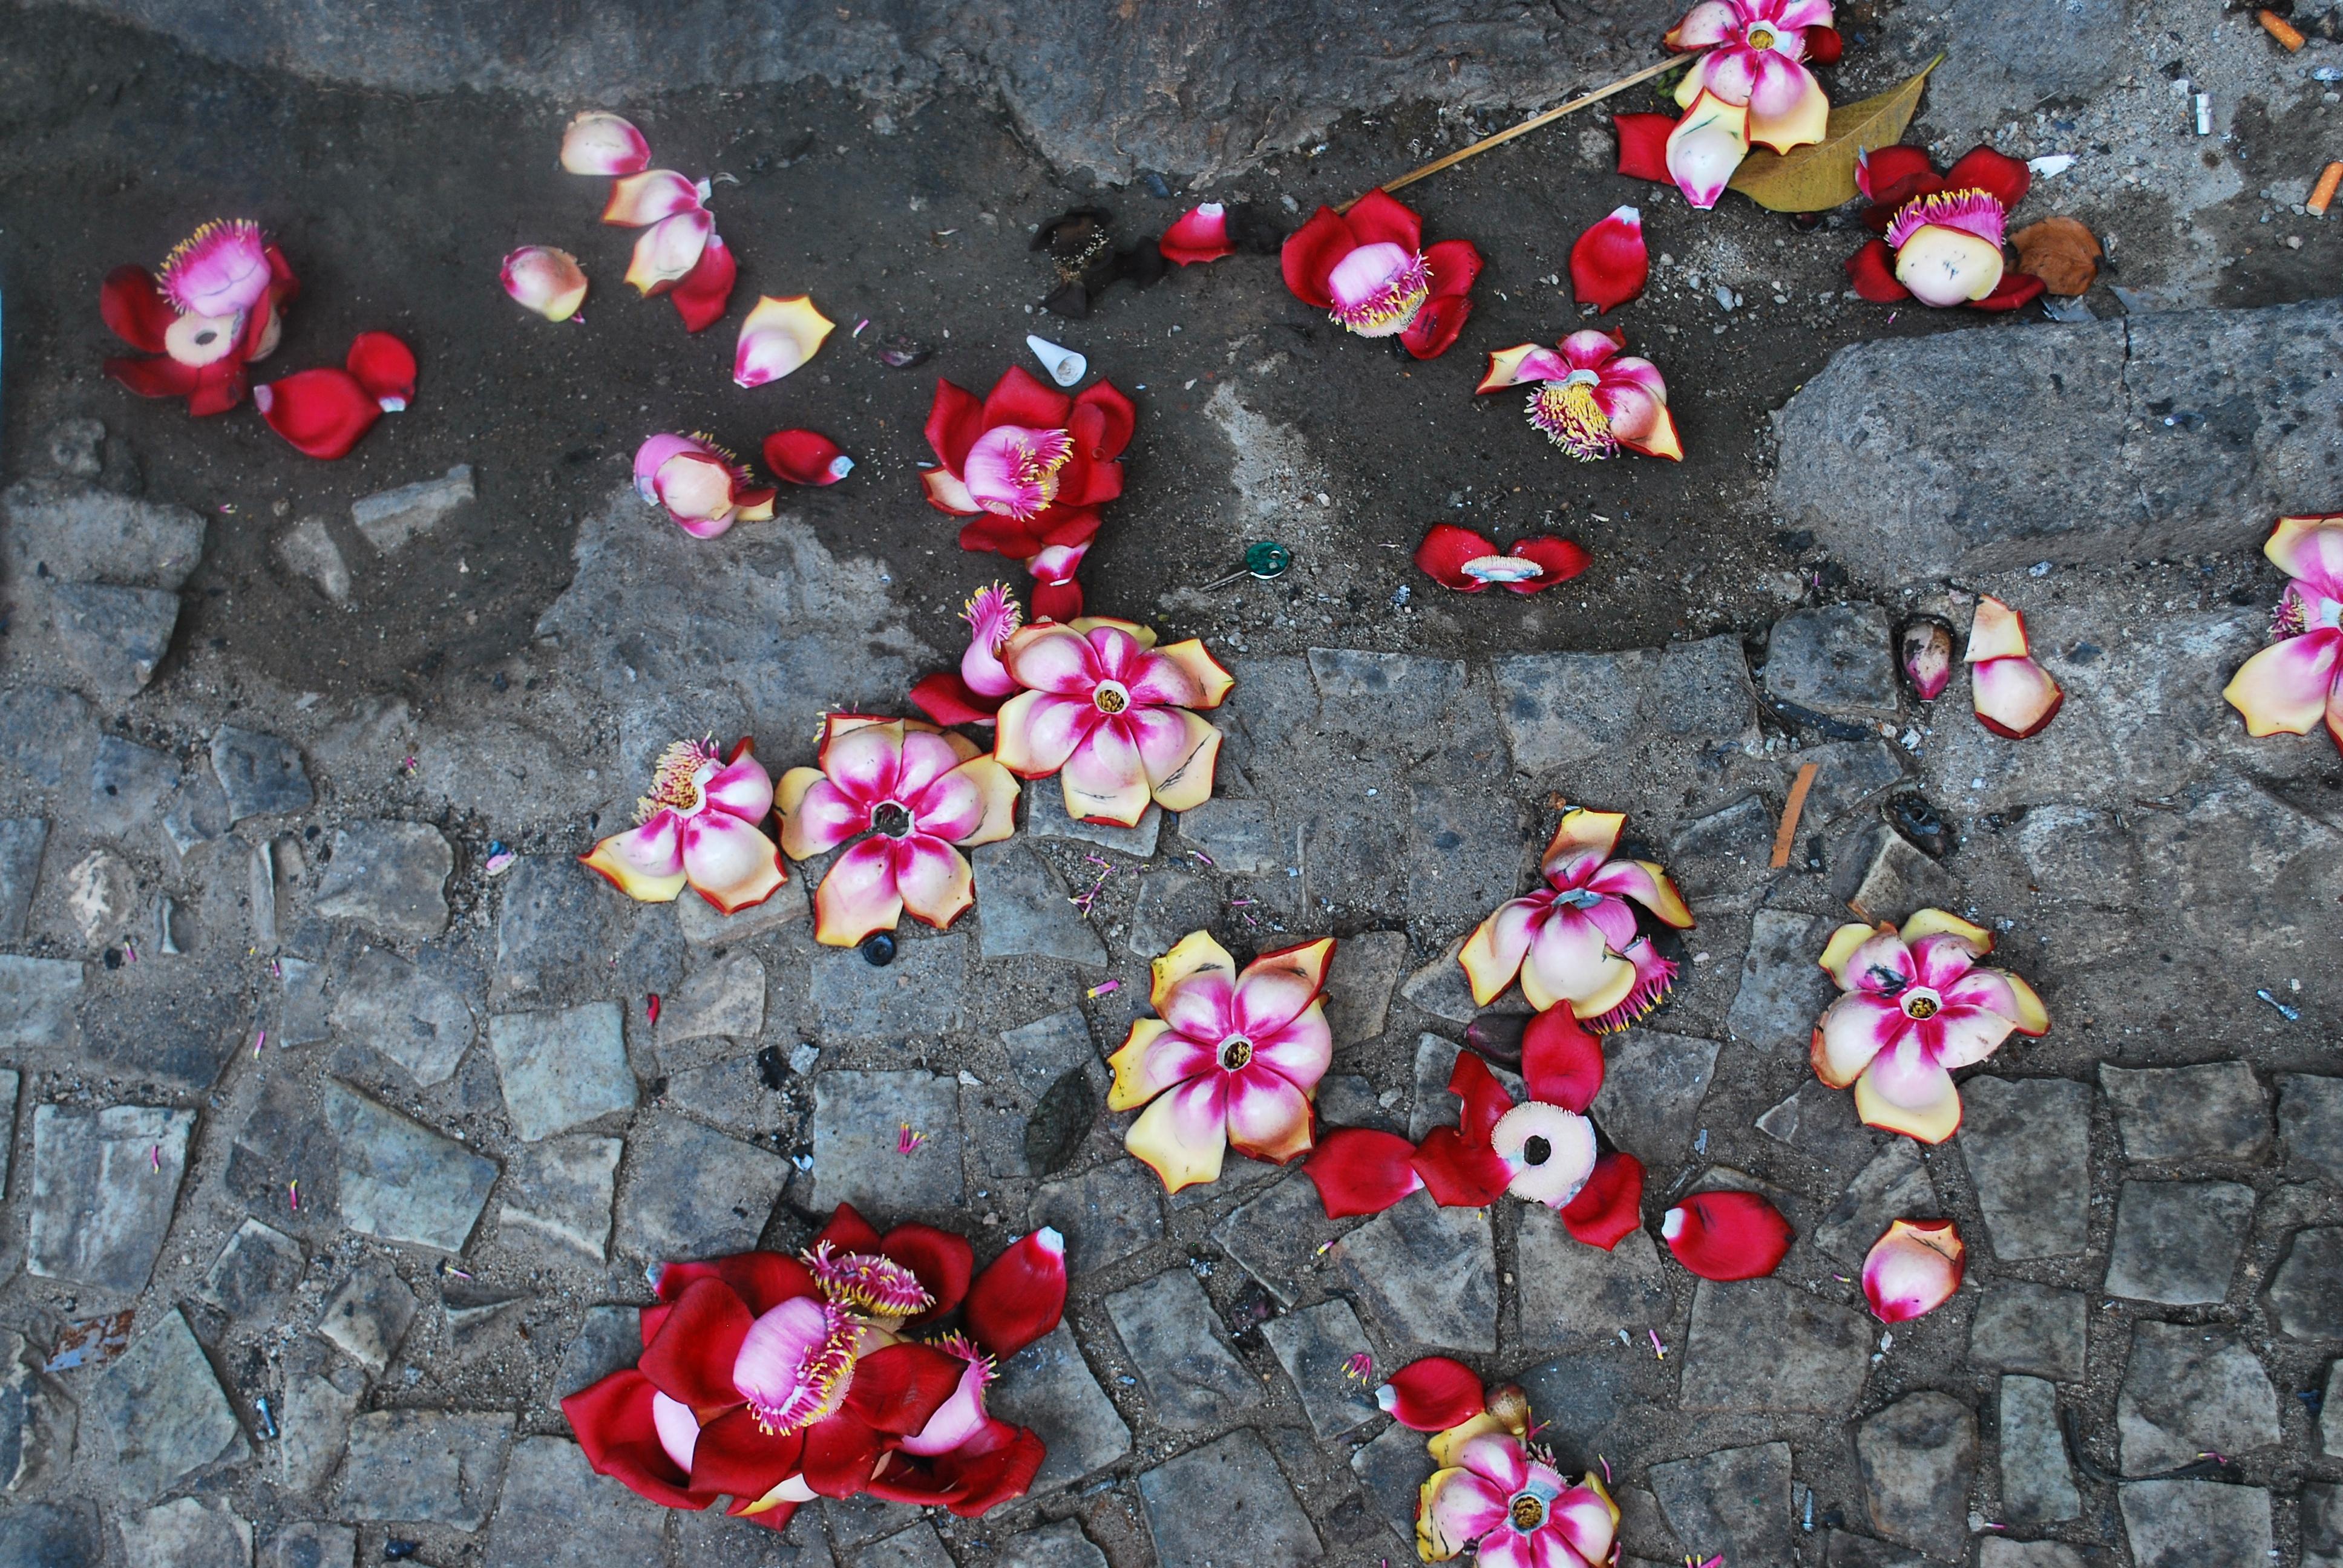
[1415,1388,1621,1567]
[253,333,417,460]
[560,111,652,175]
[735,295,834,387]
[1846,145,2046,311]
[1661,1189,1794,1279]
[1811,907,2050,1142]
[776,715,1019,947]
[1282,188,1481,359]
[1475,332,1683,463]
[992,618,1233,827]
[1414,524,1591,593]
[1967,595,2063,738]
[1460,806,1694,1021]
[763,429,854,487]
[1899,616,1954,701]
[2224,514,2343,754]
[634,433,777,538]
[102,219,298,415]
[1570,204,1649,313]
[908,583,1024,728]
[2010,216,2101,296]
[582,737,789,913]
[1107,931,1335,1193]
[1666,0,1837,154]
[1862,1217,1965,1322]
[501,246,589,321]
[574,119,735,331]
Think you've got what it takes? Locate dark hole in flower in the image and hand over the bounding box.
[1218,1037,1254,1071]
[1522,1135,1552,1167]
[859,932,897,967]
[193,328,219,345]
[872,802,913,838]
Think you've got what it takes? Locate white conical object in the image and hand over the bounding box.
[1026,334,1086,388]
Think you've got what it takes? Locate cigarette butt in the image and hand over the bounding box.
[2309,162,2343,217]
[2259,8,2306,50]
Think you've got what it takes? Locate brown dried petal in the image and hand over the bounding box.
[2010,216,2102,296]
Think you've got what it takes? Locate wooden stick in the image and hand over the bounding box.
[1770,762,1821,869]
[1339,54,1694,213]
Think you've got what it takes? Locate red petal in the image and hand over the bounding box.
[1570,207,1648,315]
[980,366,1072,433]
[670,233,737,333]
[103,354,202,401]
[1029,577,1084,623]
[1158,204,1236,265]
[1943,145,2031,209]
[186,360,251,417]
[690,1407,805,1500]
[1968,270,2047,313]
[1411,1127,1513,1207]
[1446,1050,1515,1143]
[1855,145,1938,204]
[638,1277,756,1409]
[1803,24,1844,64]
[963,1229,1068,1359]
[1846,240,1912,304]
[639,1305,670,1349]
[264,244,301,307]
[252,368,380,460]
[1613,113,1679,182]
[1070,381,1136,460]
[909,672,1004,727]
[1662,1191,1794,1281]
[1507,537,1593,594]
[1399,293,1472,360]
[925,378,986,469]
[844,1342,965,1435]
[657,1253,818,1318]
[735,1501,800,1534]
[1414,523,1498,592]
[1521,1007,1604,1112]
[799,1414,883,1498]
[1304,1128,1424,1218]
[1375,1356,1485,1431]
[880,1224,975,1321]
[814,1203,885,1255]
[932,1422,1046,1516]
[764,428,852,486]
[1561,1151,1645,1250]
[346,332,416,408]
[1345,189,1425,252]
[560,1368,712,1511]
[100,266,174,353]
[1280,207,1355,308]
[1062,449,1124,508]
[958,516,1040,559]
[1422,238,1483,301]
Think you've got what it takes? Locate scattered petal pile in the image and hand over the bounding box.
[2223,514,2343,753]
[563,111,738,331]
[993,617,1233,828]
[1863,1217,1966,1321]
[254,332,417,460]
[102,220,298,415]
[1391,1362,1622,1568]
[1967,594,2064,738]
[635,433,778,538]
[582,737,788,913]
[1846,145,2045,311]
[1282,189,1481,359]
[1414,524,1591,594]
[1476,331,1683,463]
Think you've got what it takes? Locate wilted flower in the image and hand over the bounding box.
[581,737,788,914]
[993,618,1233,828]
[1418,1426,1620,1568]
[1282,189,1481,359]
[1846,145,2046,311]
[564,113,736,331]
[1414,524,1591,594]
[1475,332,1683,463]
[1107,932,1335,1193]
[101,220,298,415]
[1661,1189,1794,1279]
[1900,618,1954,701]
[1666,0,1837,149]
[1460,807,1694,1022]
[634,433,777,538]
[734,295,834,387]
[775,716,1019,947]
[501,246,589,321]
[909,583,1026,727]
[1811,907,2050,1143]
[1863,1218,1965,1322]
[252,333,418,461]
[1967,595,2063,739]
[2223,514,2343,754]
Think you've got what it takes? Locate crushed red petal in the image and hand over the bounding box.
[1411,1126,1513,1207]
[1414,523,1500,592]
[100,266,175,353]
[1400,291,1473,359]
[1663,1189,1795,1281]
[1158,204,1236,265]
[1846,240,1912,304]
[1378,1356,1486,1431]
[559,1368,713,1511]
[1855,144,1939,207]
[1521,1006,1604,1113]
[1446,1049,1516,1144]
[963,1228,1067,1359]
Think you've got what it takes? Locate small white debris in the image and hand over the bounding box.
[2195,93,2214,136]
[956,1069,982,1087]
[2027,154,2077,178]
[2029,561,2053,576]
[788,1041,821,1076]
[1026,335,1086,388]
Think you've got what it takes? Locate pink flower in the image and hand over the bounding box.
[1666,0,1837,150]
[1863,1218,1965,1322]
[634,433,777,539]
[100,221,298,416]
[1107,932,1335,1193]
[1475,332,1683,463]
[1461,807,1694,1022]
[501,246,589,321]
[908,583,1025,727]
[582,738,788,915]
[2224,514,2343,753]
[1811,909,2050,1143]
[1417,1429,1620,1568]
[1280,189,1481,359]
[776,716,1020,947]
[992,619,1234,828]
[1846,145,2046,312]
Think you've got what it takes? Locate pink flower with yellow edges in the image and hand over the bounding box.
[909,583,1025,728]
[1461,807,1694,1024]
[1475,331,1683,463]
[582,738,788,914]
[993,618,1233,829]
[635,433,778,539]
[1811,909,2050,1144]
[2223,514,2343,754]
[777,716,1020,947]
[1418,1427,1621,1568]
[1666,0,1836,145]
[1107,932,1335,1194]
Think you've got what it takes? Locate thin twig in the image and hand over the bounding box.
[1340,54,1695,212]
[1771,761,1821,868]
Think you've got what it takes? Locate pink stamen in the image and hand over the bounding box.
[1086,979,1121,998]
[897,1124,927,1155]
[1343,1351,1374,1383]
[1886,187,2008,250]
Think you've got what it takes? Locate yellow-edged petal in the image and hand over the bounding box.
[1124,1088,1226,1194]
[1150,639,1236,709]
[1107,1018,1176,1111]
[1899,907,1993,952]
[1855,1069,1964,1144]
[1542,806,1627,872]
[1151,929,1236,1012]
[1818,921,1883,987]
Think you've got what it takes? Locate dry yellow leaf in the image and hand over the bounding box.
[1728,56,1943,213]
[2011,216,2102,295]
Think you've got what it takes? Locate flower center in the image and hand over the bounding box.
[1217,1036,1254,1071]
[1510,1492,1547,1531]
[1094,680,1130,715]
[802,1242,934,1320]
[1885,188,2008,250]
[1901,986,1944,1021]
[1522,1135,1553,1167]
[1326,243,1432,335]
[637,739,717,823]
[1527,376,1616,461]
[738,1299,862,1437]
[1745,25,1777,48]
[872,801,913,838]
[1461,554,1544,584]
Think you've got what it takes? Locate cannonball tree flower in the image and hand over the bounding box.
[1863,1217,1965,1322]
[634,433,777,539]
[1414,524,1591,595]
[993,618,1233,828]
[1281,189,1482,359]
[909,583,1025,728]
[1461,806,1694,1022]
[1418,1419,1620,1568]
[501,246,589,321]
[1812,908,2049,1143]
[2223,514,2343,754]
[563,113,736,332]
[581,737,788,914]
[1475,332,1683,463]
[1107,931,1335,1193]
[1666,0,1837,150]
[776,715,1019,947]
[253,333,418,461]
[1846,145,2046,311]
[101,219,298,416]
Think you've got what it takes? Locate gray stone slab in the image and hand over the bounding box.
[1726,909,1833,1052]
[669,1503,836,1564]
[1588,1028,1717,1168]
[2117,1321,2278,1475]
[807,933,969,1038]
[1307,647,1465,730]
[1026,785,1159,857]
[1351,1417,1427,1547]
[2,478,202,592]
[971,840,1107,965]
[494,853,684,1005]
[1323,929,1406,1047]
[1680,1278,1872,1414]
[0,956,81,1049]
[278,1365,364,1494]
[1658,634,1759,738]
[674,874,810,946]
[664,1054,785,1138]
[47,582,177,696]
[808,1071,965,1215]
[1839,824,1958,926]
[87,1308,244,1502]
[2281,1075,2343,1187]
[1669,795,1776,901]
[331,946,476,1086]
[323,1081,499,1252]
[89,733,176,839]
[483,1436,667,1568]
[278,955,330,1045]
[261,1520,356,1568]
[1332,1191,1496,1353]
[1172,797,1274,884]
[353,464,474,554]
[822,1495,923,1550]
[1790,740,1906,828]
[2270,1227,2343,1339]
[336,1410,514,1529]
[854,1523,953,1568]
[656,952,767,1068]
[1518,1206,1670,1355]
[277,517,352,604]
[999,1521,1107,1568]
[316,1255,418,1371]
[498,1135,620,1259]
[211,725,312,822]
[0,1500,101,1568]
[122,1497,251,1568]
[1317,1071,1398,1133]
[2102,1062,2271,1164]
[1102,1267,1254,1430]
[1824,1532,1934,1568]
[1815,1138,1937,1266]
[313,821,452,942]
[1650,1442,1794,1568]
[1137,1428,1322,1568]
[1401,933,1524,1025]
[0,685,88,791]
[2001,1375,2080,1526]
[0,821,46,945]
[2104,1181,2256,1305]
[986,1321,1130,1493]
[1000,1007,1096,1100]
[1405,773,1524,923]
[1261,1297,1379,1437]
[1124,865,1222,959]
[614,1112,791,1261]
[547,1305,638,1413]
[488,1002,636,1141]
[1515,1348,1637,1477]
[2119,1480,2273,1568]
[1765,604,1899,720]
[2325,1362,2343,1459]
[1968,1282,2087,1382]
[1492,648,1656,771]
[1959,1077,2092,1261]
[1030,1159,1160,1276]
[1855,1391,1976,1560]
[203,1218,305,1317]
[25,1103,193,1292]
[1212,1171,1343,1307]
[2307,1483,2343,1568]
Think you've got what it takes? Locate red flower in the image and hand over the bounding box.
[1280,189,1481,359]
[101,224,299,417]
[1414,524,1591,594]
[1844,145,2046,312]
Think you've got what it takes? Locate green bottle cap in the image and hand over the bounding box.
[1242,540,1292,578]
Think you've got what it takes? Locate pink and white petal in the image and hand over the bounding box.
[1233,962,1326,1040]
[1557,330,1625,371]
[2264,515,2343,598]
[633,434,702,501]
[1854,1060,1964,1144]
[1745,50,1815,120]
[1224,1067,1314,1164]
[779,776,869,860]
[1419,1468,1510,1560]
[1700,45,1763,104]
[2222,633,2340,737]
[1521,912,1622,1013]
[581,814,690,902]
[1775,0,1837,27]
[1939,964,2019,1020]
[679,812,787,915]
[1121,648,1204,709]
[1542,808,1627,873]
[1158,965,1240,1047]
[1909,931,1984,988]
[703,751,776,822]
[1864,1034,1957,1108]
[1973,655,2065,739]
[1250,999,1333,1087]
[1106,1019,1216,1111]
[1550,1485,1619,1564]
[1001,624,1105,697]
[1127,707,1224,812]
[992,691,1098,779]
[626,210,713,295]
[1842,930,1918,995]
[891,835,975,929]
[1151,928,1237,1007]
[1460,898,1544,1006]
[1928,1003,2014,1070]
[1149,639,1234,708]
[731,294,834,388]
[1602,353,1671,400]
[1665,91,1753,209]
[812,838,905,946]
[893,728,965,803]
[1818,920,1887,988]
[1668,0,1742,47]
[1526,1529,1591,1568]
[1863,1218,1966,1324]
[1060,723,1153,828]
[602,169,703,226]
[1585,857,1694,928]
[1562,953,1637,1023]
[1748,62,1831,152]
[922,468,979,514]
[560,111,652,176]
[1479,343,1571,393]
[650,1391,702,1473]
[1999,970,2051,1036]
[931,757,1021,846]
[1814,993,1904,1087]
[1124,1074,1230,1194]
[1474,1532,1537,1568]
[1455,1433,1530,1494]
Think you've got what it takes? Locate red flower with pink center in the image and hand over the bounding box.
[1280,189,1481,359]
[102,220,299,417]
[1846,144,2046,311]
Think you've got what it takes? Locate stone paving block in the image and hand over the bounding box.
[0,1328,48,1493]
[1680,1279,1870,1413]
[1026,785,1160,857]
[261,1520,356,1568]
[211,725,312,821]
[1352,1417,1427,1546]
[1726,909,1833,1051]
[1411,1033,1524,1140]
[808,933,969,1037]
[1838,824,1958,926]
[278,955,331,1045]
[2306,1483,2343,1568]
[352,463,474,552]
[1261,1297,1379,1437]
[972,840,1107,965]
[1615,1486,1682,1560]
[1125,866,1221,958]
[1333,1191,1496,1353]
[25,1103,192,1292]
[986,1321,1130,1492]
[1323,929,1406,1046]
[1001,1007,1096,1100]
[1854,1391,1975,1559]
[615,1112,791,1261]
[2280,1074,2343,1187]
[657,952,767,1068]
[87,1307,244,1501]
[675,876,809,945]
[2105,1180,2255,1305]
[494,853,684,1005]
[1029,1158,1161,1276]
[483,1436,666,1568]
[488,1002,636,1140]
[1588,1028,1717,1168]
[1672,795,1777,905]
[1765,604,1898,720]
[1138,1428,1322,1568]
[1823,1533,1933,1568]
[999,1520,1108,1568]
[2102,1061,2270,1163]
[0,955,81,1049]
[1518,1209,1670,1354]
[1213,1172,1342,1307]
[277,516,352,604]
[90,734,177,839]
[2000,1375,2079,1526]
[48,581,177,696]
[122,1497,251,1568]
[1650,1442,1793,1568]
[0,684,87,791]
[1317,1070,1398,1132]
[1959,1076,2092,1259]
[331,946,476,1086]
[1491,648,1655,771]
[548,1305,638,1413]
[324,1081,500,1252]
[1174,795,1276,874]
[160,762,230,859]
[316,1255,418,1371]
[0,820,46,944]
[670,1503,836,1564]
[2119,1480,2273,1568]
[2270,1227,2343,1339]
[1307,647,1465,730]
[278,1363,364,1495]
[2117,1321,2278,1475]
[1789,739,1906,828]
[1968,1282,2086,1382]
[1400,933,1525,1024]
[313,822,452,941]
[1515,1350,1639,1476]
[848,1523,949,1568]
[1103,1267,1254,1429]
[1658,634,1760,737]
[338,1410,514,1529]
[2325,1362,2343,1459]
[498,1135,620,1259]
[1,479,205,588]
[0,1500,102,1568]
[665,1056,785,1138]
[1815,1138,1937,1265]
[808,1071,965,1215]
[1406,774,1524,922]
